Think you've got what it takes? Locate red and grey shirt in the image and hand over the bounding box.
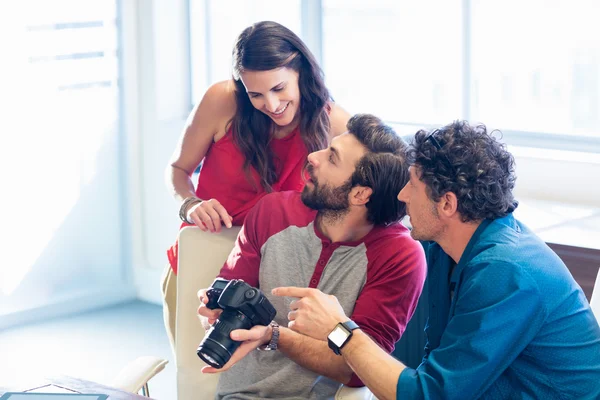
[216,191,427,400]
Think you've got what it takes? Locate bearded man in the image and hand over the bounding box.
[196,114,427,400]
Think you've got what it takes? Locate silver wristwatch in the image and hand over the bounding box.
[257,321,280,351]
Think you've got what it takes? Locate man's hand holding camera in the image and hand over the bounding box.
[197,288,221,330]
[196,279,276,373]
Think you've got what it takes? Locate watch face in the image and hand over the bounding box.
[329,325,350,347]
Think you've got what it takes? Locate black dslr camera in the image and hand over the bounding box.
[197,278,277,369]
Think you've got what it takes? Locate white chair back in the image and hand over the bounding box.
[176,226,241,400]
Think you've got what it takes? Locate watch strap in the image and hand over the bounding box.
[341,320,359,332]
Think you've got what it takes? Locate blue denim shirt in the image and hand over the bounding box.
[397,214,600,399]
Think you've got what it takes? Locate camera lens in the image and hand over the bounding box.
[197,335,231,369]
[197,311,252,369]
[245,289,257,299]
[197,348,223,369]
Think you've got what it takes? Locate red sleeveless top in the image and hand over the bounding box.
[167,124,308,273]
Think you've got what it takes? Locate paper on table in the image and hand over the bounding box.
[0,392,107,400]
[27,385,77,394]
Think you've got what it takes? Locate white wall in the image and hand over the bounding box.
[512,147,600,207]
[0,114,135,330]
[121,0,191,305]
[0,3,138,329]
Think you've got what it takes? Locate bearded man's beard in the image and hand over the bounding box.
[301,176,353,222]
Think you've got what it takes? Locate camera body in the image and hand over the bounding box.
[197,278,277,369]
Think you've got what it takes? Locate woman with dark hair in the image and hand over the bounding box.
[162,21,350,350]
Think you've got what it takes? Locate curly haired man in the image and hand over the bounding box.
[274,121,600,400]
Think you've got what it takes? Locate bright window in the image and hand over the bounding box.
[322,0,463,126]
[0,0,120,307]
[471,0,600,138]
[189,0,301,104]
[188,0,600,149]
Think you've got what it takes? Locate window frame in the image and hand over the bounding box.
[188,0,600,154]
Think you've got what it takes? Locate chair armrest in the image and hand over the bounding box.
[335,385,376,400]
[111,356,168,394]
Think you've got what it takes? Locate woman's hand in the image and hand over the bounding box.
[187,199,233,233]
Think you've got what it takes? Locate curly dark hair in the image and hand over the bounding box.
[409,121,518,222]
[347,114,409,225]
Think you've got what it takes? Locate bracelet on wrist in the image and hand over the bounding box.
[179,196,202,223]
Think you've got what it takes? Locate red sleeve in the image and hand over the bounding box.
[347,236,427,387]
[217,192,307,288]
[217,197,264,287]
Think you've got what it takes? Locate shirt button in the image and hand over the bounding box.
[311,279,317,285]
[319,260,325,265]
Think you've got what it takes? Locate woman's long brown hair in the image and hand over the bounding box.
[231,21,330,192]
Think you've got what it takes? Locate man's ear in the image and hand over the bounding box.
[438,191,458,218]
[350,186,372,206]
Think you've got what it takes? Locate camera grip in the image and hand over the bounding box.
[206,288,224,310]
